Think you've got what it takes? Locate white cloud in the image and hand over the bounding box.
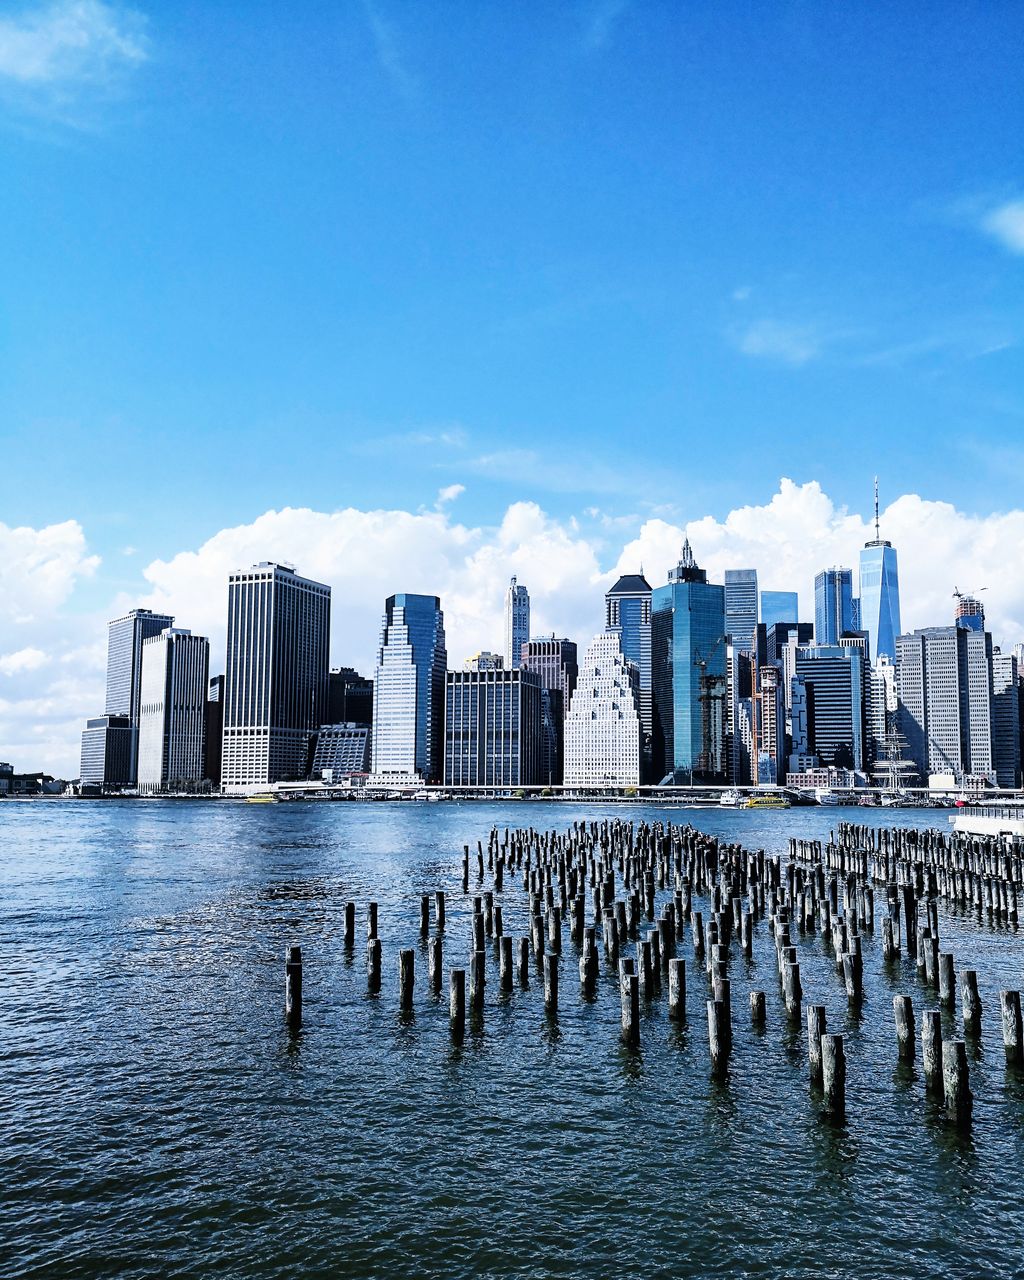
[10,484,1024,778]
[0,0,146,83]
[981,200,1024,255]
[0,647,49,676]
[735,320,821,366]
[435,483,465,507]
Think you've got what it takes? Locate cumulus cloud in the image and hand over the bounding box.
[435,483,465,507]
[0,647,50,676]
[981,200,1024,255]
[9,483,1024,777]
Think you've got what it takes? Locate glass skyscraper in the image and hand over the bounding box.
[372,593,447,782]
[137,628,210,793]
[814,567,855,646]
[104,607,175,782]
[724,569,758,654]
[651,541,727,784]
[221,563,331,791]
[760,590,799,630]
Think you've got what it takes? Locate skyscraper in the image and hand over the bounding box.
[955,594,986,632]
[137,628,210,793]
[991,649,1022,789]
[205,675,224,790]
[814,567,855,646]
[372,593,447,782]
[760,590,799,630]
[521,637,579,785]
[859,480,902,662]
[79,717,134,787]
[104,607,175,781]
[651,540,727,784]
[605,572,652,770]
[444,668,543,787]
[794,643,865,772]
[504,576,530,669]
[724,569,758,654]
[221,562,331,792]
[328,667,374,727]
[563,632,641,787]
[896,626,994,785]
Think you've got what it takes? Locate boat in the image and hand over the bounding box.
[719,789,744,807]
[814,787,840,806]
[246,793,278,804]
[745,793,791,810]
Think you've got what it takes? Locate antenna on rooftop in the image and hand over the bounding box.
[873,476,880,543]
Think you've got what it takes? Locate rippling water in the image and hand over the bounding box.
[3,799,1023,1279]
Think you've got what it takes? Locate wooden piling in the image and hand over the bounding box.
[470,949,486,1011]
[399,948,414,1011]
[428,935,443,994]
[938,953,955,1008]
[821,1033,846,1118]
[621,971,640,1047]
[343,902,355,950]
[449,968,466,1038]
[707,999,729,1077]
[419,895,430,936]
[285,944,302,1029]
[783,960,802,1019]
[1000,990,1023,1065]
[517,936,530,987]
[942,1039,972,1121]
[750,989,766,1025]
[893,994,915,1061]
[960,969,982,1036]
[668,957,686,1020]
[367,937,382,993]
[499,935,513,992]
[366,901,378,940]
[921,1009,943,1090]
[543,953,558,1013]
[435,889,446,930]
[807,1004,826,1084]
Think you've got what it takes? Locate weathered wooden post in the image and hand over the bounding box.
[1000,990,1023,1065]
[750,989,766,1025]
[921,1009,943,1091]
[668,957,686,1020]
[470,949,486,1012]
[938,953,955,1008]
[893,994,915,1060]
[399,948,415,1011]
[343,902,355,950]
[881,915,897,961]
[450,968,466,1039]
[435,889,446,930]
[499,935,513,992]
[942,1039,972,1121]
[544,953,559,1014]
[419,895,430,936]
[367,901,378,940]
[367,937,382,993]
[517,937,530,987]
[960,970,982,1036]
[707,999,729,1077]
[285,944,302,1029]
[783,959,802,1019]
[428,936,443,994]
[842,952,863,1006]
[621,971,640,1047]
[821,1033,846,1119]
[547,905,562,956]
[807,1004,826,1084]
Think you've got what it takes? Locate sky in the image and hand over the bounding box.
[1,0,1023,775]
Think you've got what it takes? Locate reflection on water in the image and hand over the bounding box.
[1,798,1022,1279]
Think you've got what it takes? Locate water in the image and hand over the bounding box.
[2,799,1024,1279]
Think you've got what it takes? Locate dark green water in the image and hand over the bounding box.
[2,799,1023,1279]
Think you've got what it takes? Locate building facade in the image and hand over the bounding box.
[760,590,799,630]
[814,568,855,647]
[503,576,530,670]
[103,607,175,782]
[724,569,758,655]
[651,541,727,784]
[859,540,901,663]
[605,572,652,772]
[793,643,864,772]
[991,649,1022,789]
[221,562,331,792]
[443,668,543,787]
[564,632,641,787]
[311,723,371,778]
[79,716,134,786]
[328,667,373,727]
[372,593,447,782]
[205,675,224,790]
[896,626,994,785]
[521,637,579,785]
[138,629,210,793]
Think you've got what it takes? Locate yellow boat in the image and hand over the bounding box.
[246,794,278,804]
[745,793,791,809]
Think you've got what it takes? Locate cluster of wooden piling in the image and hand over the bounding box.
[281,816,1024,1128]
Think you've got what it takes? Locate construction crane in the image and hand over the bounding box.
[952,586,987,599]
[693,634,728,781]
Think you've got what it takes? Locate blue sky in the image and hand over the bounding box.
[1,1,1024,771]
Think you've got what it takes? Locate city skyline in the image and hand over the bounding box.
[8,477,1024,776]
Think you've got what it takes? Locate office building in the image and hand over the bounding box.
[564,631,641,787]
[766,622,814,668]
[728,647,755,785]
[814,568,855,647]
[138,629,210,793]
[859,482,901,662]
[991,649,1023,789]
[761,590,800,630]
[310,723,371,778]
[221,562,331,792]
[521,637,578,785]
[757,664,785,783]
[79,716,134,787]
[794,643,864,772]
[651,540,727,783]
[444,668,543,787]
[724,569,759,654]
[205,675,224,790]
[465,651,504,671]
[103,607,175,781]
[605,573,652,767]
[328,667,373,728]
[955,595,986,633]
[504,576,530,669]
[896,626,994,785]
[372,593,447,782]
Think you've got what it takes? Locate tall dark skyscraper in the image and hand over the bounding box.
[521,637,579,785]
[328,666,374,727]
[724,569,758,654]
[372,594,447,782]
[221,562,331,791]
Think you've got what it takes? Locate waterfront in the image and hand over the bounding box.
[3,801,1024,1279]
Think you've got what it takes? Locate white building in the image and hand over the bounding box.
[564,632,641,787]
[138,629,210,793]
[503,576,530,670]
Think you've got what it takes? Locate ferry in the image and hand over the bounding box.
[814,787,840,806]
[246,793,278,804]
[719,789,745,808]
[745,793,791,810]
